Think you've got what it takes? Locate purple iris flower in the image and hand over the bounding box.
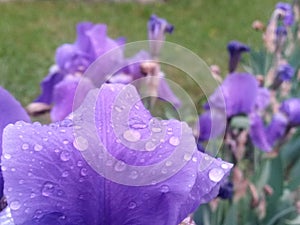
[197,110,226,141]
[2,84,232,224]
[207,73,258,118]
[0,87,30,200]
[148,14,174,57]
[250,98,300,151]
[227,41,250,73]
[276,2,294,26]
[277,63,295,81]
[280,98,300,126]
[29,22,124,121]
[249,113,273,152]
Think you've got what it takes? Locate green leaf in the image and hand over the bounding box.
[264,157,284,224]
[285,214,300,225]
[288,157,300,190]
[222,204,238,225]
[230,116,249,129]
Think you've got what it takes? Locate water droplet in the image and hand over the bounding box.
[42,181,55,197]
[184,153,192,161]
[62,171,69,178]
[123,129,141,142]
[78,194,84,200]
[77,161,83,167]
[10,200,21,210]
[73,136,89,151]
[114,105,123,112]
[128,201,137,209]
[60,151,71,162]
[3,153,11,160]
[106,159,113,166]
[42,137,48,142]
[18,180,25,185]
[22,143,29,150]
[80,168,88,176]
[57,190,64,196]
[34,144,43,152]
[151,127,162,133]
[145,142,156,151]
[165,161,173,167]
[129,170,138,179]
[208,168,225,182]
[221,163,229,169]
[114,161,127,172]
[161,168,168,174]
[192,157,197,162]
[129,117,148,129]
[62,140,69,145]
[169,136,180,146]
[143,193,150,199]
[160,185,170,193]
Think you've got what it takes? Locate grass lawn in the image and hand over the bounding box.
[0,0,278,105]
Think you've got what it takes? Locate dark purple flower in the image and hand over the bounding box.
[277,63,295,81]
[227,41,250,73]
[0,87,30,200]
[148,14,174,57]
[218,181,234,199]
[280,98,300,126]
[148,14,174,40]
[276,2,294,26]
[2,84,232,225]
[208,73,258,117]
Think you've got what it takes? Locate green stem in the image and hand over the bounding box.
[265,206,296,225]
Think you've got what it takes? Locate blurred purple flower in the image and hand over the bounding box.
[0,87,30,200]
[254,87,271,111]
[207,73,258,117]
[148,14,174,57]
[277,63,295,81]
[250,98,300,151]
[280,98,300,126]
[227,41,250,73]
[197,110,226,141]
[276,2,294,26]
[2,84,232,225]
[266,112,288,146]
[28,22,125,121]
[249,113,273,152]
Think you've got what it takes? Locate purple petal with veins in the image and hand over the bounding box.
[0,86,30,199]
[2,84,232,225]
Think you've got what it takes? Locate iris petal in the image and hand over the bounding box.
[3,84,231,225]
[0,86,30,199]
